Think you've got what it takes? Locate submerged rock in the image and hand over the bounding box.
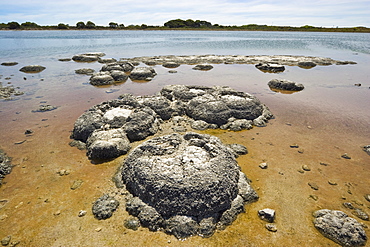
[313,209,367,247]
[1,62,18,66]
[19,65,46,73]
[90,72,115,86]
[298,61,317,69]
[268,79,304,91]
[121,132,258,238]
[0,150,12,185]
[255,63,285,73]
[75,68,95,75]
[193,64,213,70]
[32,105,58,112]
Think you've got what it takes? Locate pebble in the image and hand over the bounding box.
[365,194,370,202]
[14,140,26,145]
[341,153,351,159]
[319,162,329,166]
[302,165,311,171]
[308,182,319,190]
[309,195,318,201]
[57,170,70,176]
[70,179,83,190]
[24,129,33,135]
[1,235,11,246]
[328,180,337,185]
[343,202,354,209]
[95,227,102,232]
[265,223,277,232]
[290,144,299,148]
[54,210,61,216]
[78,210,87,217]
[259,163,268,169]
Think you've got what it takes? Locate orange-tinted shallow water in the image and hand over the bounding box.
[0,55,369,246]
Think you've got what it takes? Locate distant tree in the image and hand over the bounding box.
[195,20,212,28]
[109,22,118,28]
[164,19,186,28]
[57,23,69,29]
[141,24,148,29]
[86,21,96,29]
[76,21,85,29]
[7,21,21,29]
[21,22,39,29]
[185,19,198,28]
[118,24,125,28]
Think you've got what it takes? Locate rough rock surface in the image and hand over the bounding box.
[258,208,276,223]
[121,132,258,238]
[255,63,285,73]
[19,65,46,73]
[71,85,272,160]
[313,209,367,247]
[268,79,305,91]
[163,62,180,68]
[0,150,12,185]
[72,52,105,62]
[89,72,115,86]
[92,194,120,220]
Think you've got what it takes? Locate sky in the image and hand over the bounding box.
[0,0,369,27]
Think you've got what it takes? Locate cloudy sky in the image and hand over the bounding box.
[1,0,369,27]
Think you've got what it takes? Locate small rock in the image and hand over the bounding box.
[168,70,177,73]
[57,170,69,176]
[70,179,83,190]
[227,144,248,156]
[9,241,19,247]
[258,208,275,223]
[308,182,319,190]
[353,208,369,221]
[24,129,33,135]
[364,194,370,202]
[1,235,11,246]
[343,202,354,209]
[319,162,329,166]
[309,195,318,201]
[259,163,268,169]
[302,165,311,171]
[362,145,370,155]
[124,217,140,231]
[19,65,45,73]
[354,83,362,87]
[163,62,180,68]
[78,210,87,217]
[290,144,299,148]
[328,180,337,185]
[1,62,18,66]
[95,227,102,232]
[265,223,277,232]
[75,68,95,75]
[32,105,58,112]
[341,153,351,159]
[92,194,120,220]
[54,210,61,216]
[256,63,285,73]
[193,64,214,71]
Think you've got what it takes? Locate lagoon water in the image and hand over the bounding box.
[0,30,370,246]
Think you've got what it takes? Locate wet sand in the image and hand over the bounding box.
[0,57,369,246]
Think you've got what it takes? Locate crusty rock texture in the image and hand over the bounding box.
[313,209,367,247]
[121,132,258,238]
[70,85,273,160]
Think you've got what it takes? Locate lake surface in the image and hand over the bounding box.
[0,30,369,246]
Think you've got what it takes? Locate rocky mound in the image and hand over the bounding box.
[313,209,367,246]
[0,150,13,186]
[268,79,305,91]
[121,132,258,239]
[70,85,273,160]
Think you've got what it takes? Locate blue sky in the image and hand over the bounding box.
[1,0,369,27]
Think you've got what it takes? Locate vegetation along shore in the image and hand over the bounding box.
[1,19,369,32]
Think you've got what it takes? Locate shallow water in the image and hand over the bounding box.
[0,30,369,246]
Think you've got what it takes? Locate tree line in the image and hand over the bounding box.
[1,19,369,33]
